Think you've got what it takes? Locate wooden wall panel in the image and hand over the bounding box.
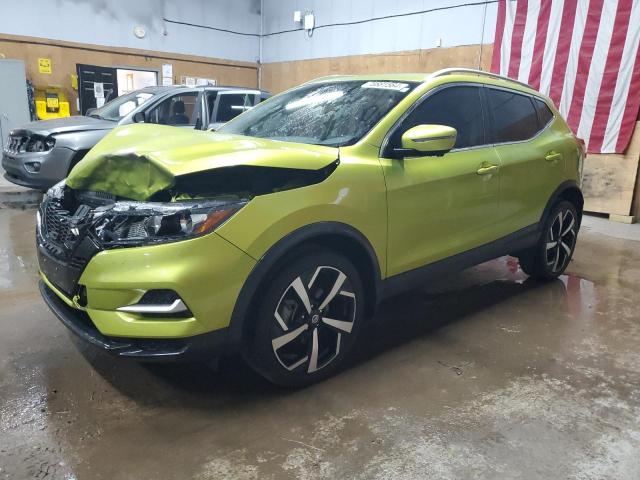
[261,44,493,93]
[0,34,258,114]
[583,121,640,216]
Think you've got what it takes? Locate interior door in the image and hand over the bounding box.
[0,60,30,150]
[380,85,501,276]
[77,64,118,115]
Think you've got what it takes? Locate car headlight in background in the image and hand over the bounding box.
[96,200,246,246]
[25,135,55,152]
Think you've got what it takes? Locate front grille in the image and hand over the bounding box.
[42,202,75,255]
[6,134,28,154]
[38,196,102,296]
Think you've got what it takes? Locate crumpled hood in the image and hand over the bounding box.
[66,124,339,200]
[14,116,116,137]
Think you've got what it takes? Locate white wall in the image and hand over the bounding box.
[0,0,497,64]
[0,0,261,63]
[261,0,497,63]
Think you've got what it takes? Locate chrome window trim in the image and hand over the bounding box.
[380,81,556,157]
[380,82,491,157]
[484,85,556,147]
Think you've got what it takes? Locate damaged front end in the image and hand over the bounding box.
[37,181,247,298]
[38,125,340,298]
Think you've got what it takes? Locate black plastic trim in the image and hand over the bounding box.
[40,281,227,361]
[540,180,583,226]
[380,223,540,299]
[226,222,382,351]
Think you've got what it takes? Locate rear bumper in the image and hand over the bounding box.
[39,280,229,360]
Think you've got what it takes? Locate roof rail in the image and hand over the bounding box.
[431,68,534,90]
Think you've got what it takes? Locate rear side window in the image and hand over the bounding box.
[487,89,539,143]
[391,86,485,149]
[533,98,554,128]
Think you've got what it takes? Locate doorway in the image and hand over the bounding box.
[76,64,158,115]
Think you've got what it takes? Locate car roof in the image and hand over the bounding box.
[137,85,269,94]
[308,69,544,99]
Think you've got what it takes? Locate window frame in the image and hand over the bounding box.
[144,90,203,127]
[484,85,556,146]
[381,82,492,158]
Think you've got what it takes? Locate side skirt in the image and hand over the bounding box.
[379,223,540,299]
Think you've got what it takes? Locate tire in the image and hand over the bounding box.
[246,248,365,387]
[519,200,579,280]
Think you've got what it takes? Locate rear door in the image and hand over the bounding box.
[380,84,502,276]
[486,87,564,235]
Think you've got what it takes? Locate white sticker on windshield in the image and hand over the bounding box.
[361,81,410,92]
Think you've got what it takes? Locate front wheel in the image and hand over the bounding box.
[519,200,579,280]
[246,249,364,387]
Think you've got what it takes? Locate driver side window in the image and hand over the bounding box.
[390,86,485,151]
[147,92,199,126]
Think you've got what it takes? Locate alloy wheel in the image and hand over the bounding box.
[545,209,577,273]
[271,266,357,373]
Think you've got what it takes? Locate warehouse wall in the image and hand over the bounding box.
[261,0,497,62]
[0,0,261,63]
[261,43,493,93]
[260,0,497,92]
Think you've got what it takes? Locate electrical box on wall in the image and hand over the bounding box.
[304,13,315,30]
[293,10,302,23]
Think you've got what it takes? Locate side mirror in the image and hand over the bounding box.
[132,111,146,123]
[398,124,457,157]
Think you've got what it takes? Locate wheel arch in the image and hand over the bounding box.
[226,222,383,353]
[541,180,584,227]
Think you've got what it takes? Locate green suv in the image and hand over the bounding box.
[37,69,583,386]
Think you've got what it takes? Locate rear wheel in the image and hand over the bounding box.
[246,249,364,387]
[519,200,579,280]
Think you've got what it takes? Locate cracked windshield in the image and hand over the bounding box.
[220,80,417,146]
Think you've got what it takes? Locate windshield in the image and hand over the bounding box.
[90,90,157,121]
[219,80,417,146]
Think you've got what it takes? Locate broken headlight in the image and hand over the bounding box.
[96,200,246,246]
[43,179,66,202]
[26,135,55,152]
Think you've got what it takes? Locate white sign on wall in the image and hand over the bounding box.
[93,82,104,99]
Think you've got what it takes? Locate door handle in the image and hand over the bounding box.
[476,165,499,175]
[545,152,562,162]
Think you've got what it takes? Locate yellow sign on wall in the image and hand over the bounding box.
[38,58,52,74]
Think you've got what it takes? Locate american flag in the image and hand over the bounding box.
[491,0,640,154]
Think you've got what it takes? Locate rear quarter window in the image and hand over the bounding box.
[487,89,539,143]
[533,98,554,128]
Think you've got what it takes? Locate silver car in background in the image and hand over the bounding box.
[2,85,270,189]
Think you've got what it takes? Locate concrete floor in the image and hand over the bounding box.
[1,208,639,480]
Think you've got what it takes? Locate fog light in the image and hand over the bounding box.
[25,162,41,173]
[117,289,193,318]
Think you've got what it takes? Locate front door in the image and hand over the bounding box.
[77,64,118,115]
[380,85,501,277]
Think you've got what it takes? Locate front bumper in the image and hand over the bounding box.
[2,147,76,190]
[37,227,256,360]
[40,280,229,360]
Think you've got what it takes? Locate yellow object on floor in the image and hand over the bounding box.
[35,87,70,120]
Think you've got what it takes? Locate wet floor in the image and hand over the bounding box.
[1,208,639,479]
